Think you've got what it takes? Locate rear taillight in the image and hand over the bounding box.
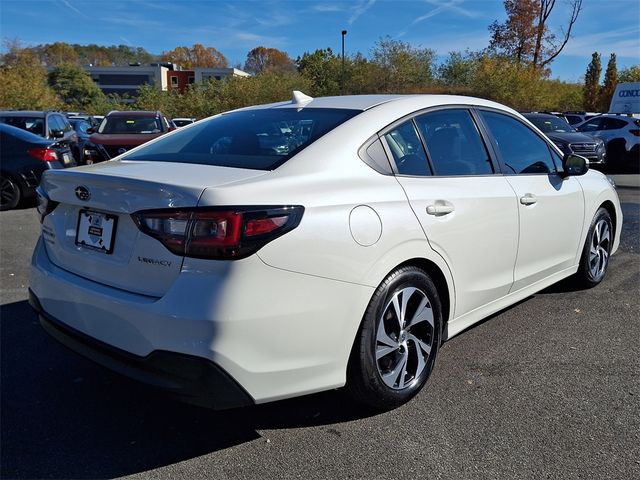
[629,129,640,137]
[28,148,58,162]
[132,206,304,259]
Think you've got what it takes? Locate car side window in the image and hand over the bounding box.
[602,118,627,130]
[577,118,604,132]
[480,111,557,175]
[415,109,493,176]
[383,121,431,176]
[48,116,64,136]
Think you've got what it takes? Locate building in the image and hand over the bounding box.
[81,64,250,100]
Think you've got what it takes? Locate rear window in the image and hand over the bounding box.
[0,116,45,136]
[122,108,360,170]
[99,116,163,134]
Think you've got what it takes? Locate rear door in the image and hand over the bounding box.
[387,108,519,318]
[479,110,584,292]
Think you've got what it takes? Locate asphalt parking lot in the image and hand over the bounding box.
[1,178,638,480]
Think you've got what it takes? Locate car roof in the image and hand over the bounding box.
[0,110,48,117]
[107,110,162,117]
[522,113,557,119]
[234,93,515,115]
[0,122,52,142]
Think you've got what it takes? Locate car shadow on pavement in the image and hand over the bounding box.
[0,300,379,479]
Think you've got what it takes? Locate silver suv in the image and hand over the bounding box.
[577,114,640,172]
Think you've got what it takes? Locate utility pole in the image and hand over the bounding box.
[341,29,347,95]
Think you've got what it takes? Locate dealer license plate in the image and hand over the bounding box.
[75,210,118,254]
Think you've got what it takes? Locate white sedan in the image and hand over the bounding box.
[30,93,622,410]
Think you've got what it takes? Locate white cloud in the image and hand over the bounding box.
[349,0,376,25]
[561,27,640,58]
[58,0,88,18]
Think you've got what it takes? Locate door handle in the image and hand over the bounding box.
[426,203,455,215]
[520,194,538,205]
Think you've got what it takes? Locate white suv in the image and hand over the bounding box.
[577,114,640,171]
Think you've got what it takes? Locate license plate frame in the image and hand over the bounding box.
[75,209,118,254]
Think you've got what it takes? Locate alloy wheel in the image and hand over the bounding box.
[0,176,19,210]
[375,287,435,390]
[589,218,611,281]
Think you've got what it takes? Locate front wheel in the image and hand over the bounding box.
[575,208,613,288]
[346,266,442,410]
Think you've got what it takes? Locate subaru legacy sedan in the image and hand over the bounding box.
[30,93,621,410]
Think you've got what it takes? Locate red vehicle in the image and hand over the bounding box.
[83,111,174,163]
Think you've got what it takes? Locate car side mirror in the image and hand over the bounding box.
[561,153,589,177]
[51,129,65,139]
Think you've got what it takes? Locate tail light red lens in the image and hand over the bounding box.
[28,148,58,162]
[132,206,304,259]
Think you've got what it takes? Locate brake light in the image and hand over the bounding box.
[629,129,640,137]
[132,206,304,259]
[28,148,58,162]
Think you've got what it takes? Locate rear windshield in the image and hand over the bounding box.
[99,116,163,134]
[527,116,575,133]
[122,108,361,170]
[0,116,45,136]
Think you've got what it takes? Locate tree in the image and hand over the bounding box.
[244,47,296,74]
[583,52,601,111]
[43,42,78,66]
[489,0,582,70]
[437,51,480,87]
[161,44,227,69]
[297,48,341,96]
[618,65,640,83]
[0,40,60,110]
[48,63,106,110]
[599,53,618,112]
[370,37,435,92]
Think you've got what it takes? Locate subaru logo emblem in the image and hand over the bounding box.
[75,186,91,201]
[118,148,127,155]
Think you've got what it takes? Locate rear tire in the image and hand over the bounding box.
[346,266,442,410]
[0,174,21,211]
[575,208,613,288]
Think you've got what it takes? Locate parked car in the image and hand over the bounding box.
[66,113,102,128]
[67,117,93,165]
[30,93,621,411]
[564,112,600,126]
[576,114,640,172]
[523,112,606,165]
[172,117,196,127]
[0,124,68,211]
[0,110,79,166]
[82,110,173,163]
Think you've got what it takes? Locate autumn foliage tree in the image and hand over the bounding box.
[244,47,296,74]
[489,0,582,70]
[161,44,227,68]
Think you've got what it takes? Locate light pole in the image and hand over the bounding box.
[341,29,347,95]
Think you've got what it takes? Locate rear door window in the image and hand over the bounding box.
[415,109,494,176]
[123,108,360,170]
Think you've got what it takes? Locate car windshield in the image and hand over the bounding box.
[99,116,162,134]
[122,108,361,170]
[528,116,576,133]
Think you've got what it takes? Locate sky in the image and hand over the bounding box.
[0,0,638,82]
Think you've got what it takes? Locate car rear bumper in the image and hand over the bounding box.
[29,289,253,410]
[30,236,374,405]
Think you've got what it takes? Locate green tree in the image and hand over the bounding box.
[437,51,480,88]
[297,48,341,96]
[599,53,618,112]
[618,65,640,83]
[371,36,435,92]
[244,47,296,74]
[583,52,601,111]
[48,63,107,111]
[0,40,60,110]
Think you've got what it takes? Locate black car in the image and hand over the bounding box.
[0,110,79,166]
[68,117,93,165]
[0,124,68,211]
[523,113,606,165]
